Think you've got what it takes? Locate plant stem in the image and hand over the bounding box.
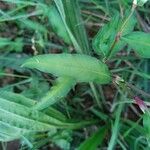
[104,3,137,62]
[104,32,121,62]
[90,82,102,109]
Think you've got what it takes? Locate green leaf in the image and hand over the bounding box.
[46,5,71,44]
[93,14,120,57]
[143,111,150,142]
[0,91,67,122]
[120,11,137,36]
[0,97,60,131]
[22,53,111,84]
[0,96,58,142]
[143,112,150,132]
[77,125,108,150]
[0,91,98,142]
[122,32,150,58]
[0,121,23,141]
[34,76,76,110]
[93,11,136,58]
[54,0,89,53]
[62,0,90,54]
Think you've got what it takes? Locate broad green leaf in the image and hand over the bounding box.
[34,76,76,110]
[46,5,71,44]
[122,32,150,58]
[22,54,111,84]
[77,125,108,150]
[93,11,136,58]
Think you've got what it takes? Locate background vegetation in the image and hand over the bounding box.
[0,0,150,149]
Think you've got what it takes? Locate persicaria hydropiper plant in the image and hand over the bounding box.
[0,0,150,149]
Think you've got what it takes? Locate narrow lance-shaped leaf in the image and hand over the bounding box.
[121,31,150,58]
[0,97,57,139]
[46,5,71,44]
[62,0,90,54]
[0,91,98,142]
[0,121,23,142]
[143,111,150,141]
[0,90,67,121]
[53,0,83,53]
[22,53,111,84]
[34,76,76,110]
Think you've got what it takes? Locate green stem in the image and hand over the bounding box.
[104,3,137,62]
[90,82,102,109]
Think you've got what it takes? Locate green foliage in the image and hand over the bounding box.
[143,112,150,141]
[0,38,23,52]
[62,0,90,54]
[122,32,150,58]
[77,125,108,150]
[136,0,149,6]
[0,93,56,141]
[93,14,120,58]
[46,5,71,44]
[93,11,136,58]
[0,91,67,121]
[20,19,47,33]
[34,76,76,110]
[0,0,150,149]
[22,53,111,84]
[0,91,97,142]
[53,0,87,53]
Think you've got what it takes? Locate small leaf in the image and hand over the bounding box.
[77,125,108,150]
[122,32,150,58]
[22,53,111,84]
